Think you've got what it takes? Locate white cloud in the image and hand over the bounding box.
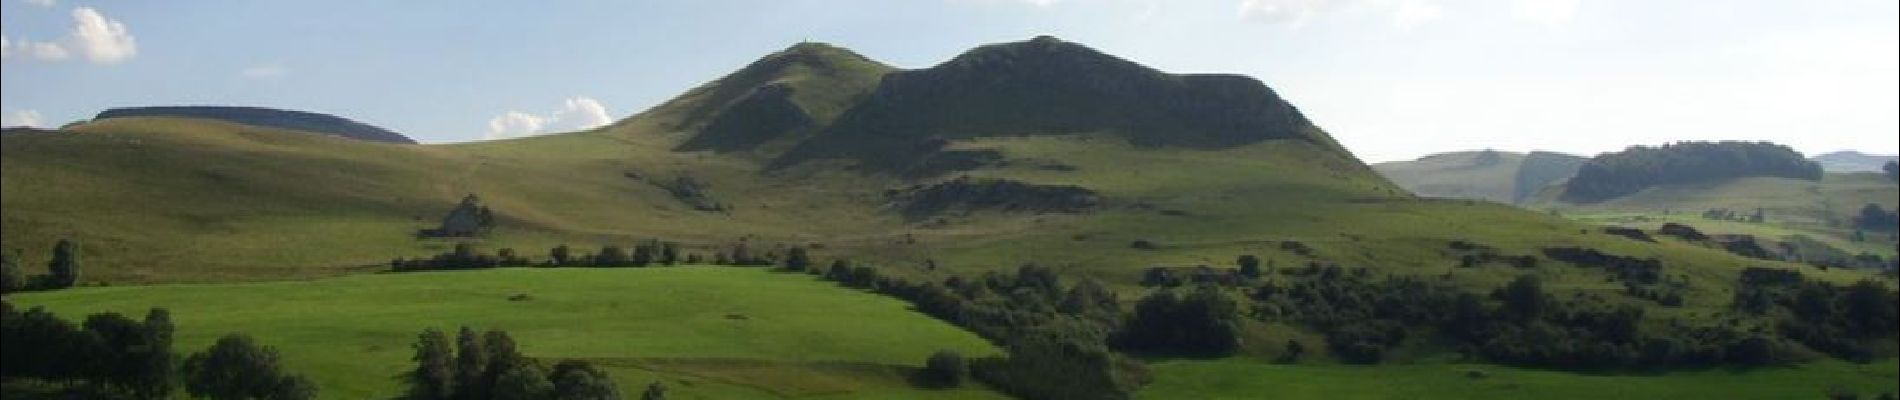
[2,110,46,128]
[23,0,55,7]
[1239,0,1443,29]
[1512,0,1579,27]
[68,7,136,64]
[239,64,289,80]
[1,6,136,64]
[1238,0,1340,28]
[486,111,546,139]
[1392,0,1445,29]
[484,96,615,140]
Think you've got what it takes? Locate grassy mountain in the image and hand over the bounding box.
[3,37,1894,399]
[1814,150,1899,173]
[1374,150,1584,204]
[94,106,416,144]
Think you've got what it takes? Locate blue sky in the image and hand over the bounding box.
[2,0,1894,162]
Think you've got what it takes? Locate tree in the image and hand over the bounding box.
[631,242,655,267]
[921,350,967,387]
[482,329,526,397]
[659,243,680,266]
[551,245,573,266]
[489,359,552,400]
[640,382,666,400]
[183,334,317,400]
[1885,160,1898,182]
[826,260,851,281]
[549,359,620,400]
[1237,255,1262,279]
[134,308,177,399]
[1497,275,1550,322]
[1,249,22,294]
[596,246,630,267]
[409,328,455,400]
[454,326,488,399]
[784,246,811,272]
[84,312,155,396]
[1278,340,1306,363]
[48,239,79,288]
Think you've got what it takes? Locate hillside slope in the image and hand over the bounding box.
[1374,150,1583,204]
[95,106,416,144]
[2,37,1884,340]
[1814,150,1898,173]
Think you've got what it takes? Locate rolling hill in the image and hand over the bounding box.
[1373,150,1585,204]
[1813,150,1898,173]
[93,106,417,144]
[3,36,1895,399]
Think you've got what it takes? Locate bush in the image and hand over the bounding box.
[920,350,968,388]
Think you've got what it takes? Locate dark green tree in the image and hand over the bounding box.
[826,260,851,281]
[1885,160,1898,182]
[551,245,573,266]
[596,246,629,267]
[182,334,317,400]
[640,382,666,400]
[0,249,22,294]
[48,239,79,288]
[409,328,455,400]
[921,350,968,387]
[1497,275,1550,321]
[784,247,812,272]
[631,242,655,267]
[454,326,488,399]
[659,243,680,266]
[1237,254,1262,278]
[133,308,177,399]
[489,359,552,400]
[549,359,620,400]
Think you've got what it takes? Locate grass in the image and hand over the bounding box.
[5,267,1002,399]
[1142,357,1900,400]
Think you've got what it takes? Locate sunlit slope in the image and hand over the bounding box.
[7,267,1004,399]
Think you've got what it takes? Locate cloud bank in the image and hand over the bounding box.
[0,7,137,64]
[485,97,614,140]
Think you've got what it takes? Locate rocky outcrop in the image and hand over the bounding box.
[887,176,1098,219]
[420,194,494,237]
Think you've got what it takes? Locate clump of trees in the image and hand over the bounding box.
[1,239,85,293]
[1114,285,1243,357]
[0,301,177,398]
[1855,204,1898,233]
[1562,141,1823,202]
[392,240,702,272]
[1732,267,1899,362]
[1248,266,1827,369]
[817,264,1151,399]
[405,327,621,400]
[183,334,318,400]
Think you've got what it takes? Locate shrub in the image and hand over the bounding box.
[920,350,968,388]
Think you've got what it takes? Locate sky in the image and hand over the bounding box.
[2,0,1894,163]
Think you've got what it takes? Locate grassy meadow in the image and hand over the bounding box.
[1142,357,1900,399]
[5,267,1003,399]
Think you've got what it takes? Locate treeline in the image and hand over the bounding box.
[392,240,814,272]
[1562,141,1823,202]
[1732,267,1899,362]
[0,301,316,399]
[1251,262,1899,369]
[1,239,84,293]
[403,326,650,400]
[815,264,1154,399]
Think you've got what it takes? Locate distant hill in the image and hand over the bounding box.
[1813,150,1898,173]
[1560,141,1821,203]
[1373,150,1584,204]
[94,106,416,144]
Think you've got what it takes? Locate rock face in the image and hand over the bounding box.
[772,36,1332,174]
[888,176,1098,219]
[421,194,494,237]
[95,106,416,144]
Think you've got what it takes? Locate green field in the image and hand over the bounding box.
[1143,358,1900,399]
[5,267,1004,399]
